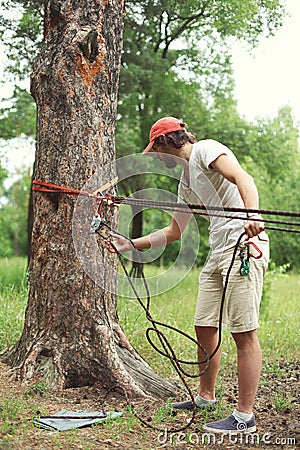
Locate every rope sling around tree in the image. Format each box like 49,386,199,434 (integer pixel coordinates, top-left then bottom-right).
32,179,300,433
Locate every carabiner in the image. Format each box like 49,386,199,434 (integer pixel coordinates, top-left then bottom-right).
245,241,263,259
90,214,102,233
239,246,250,276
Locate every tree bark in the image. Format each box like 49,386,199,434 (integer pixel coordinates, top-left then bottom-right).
129,207,144,277
1,0,177,399
13,230,19,257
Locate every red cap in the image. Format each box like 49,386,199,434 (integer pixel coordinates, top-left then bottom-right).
143,117,186,153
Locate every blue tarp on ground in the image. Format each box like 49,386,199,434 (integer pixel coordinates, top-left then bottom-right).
34,409,123,431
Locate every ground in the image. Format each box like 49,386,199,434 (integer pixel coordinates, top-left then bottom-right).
0,360,299,450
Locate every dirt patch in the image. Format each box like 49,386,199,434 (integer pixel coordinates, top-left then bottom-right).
0,361,299,449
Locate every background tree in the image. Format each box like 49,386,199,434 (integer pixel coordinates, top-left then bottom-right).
2,0,299,272
0,87,36,139
118,0,285,146
0,167,31,257
0,86,37,259
250,106,300,268
116,0,286,265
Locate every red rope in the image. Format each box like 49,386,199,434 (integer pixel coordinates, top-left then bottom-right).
32,180,300,223
32,180,104,199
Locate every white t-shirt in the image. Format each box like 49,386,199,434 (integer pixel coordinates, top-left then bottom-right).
178,139,247,253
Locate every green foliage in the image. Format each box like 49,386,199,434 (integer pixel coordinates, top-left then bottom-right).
1,0,298,269
0,167,32,257
273,393,293,411
119,0,285,136
0,256,28,289
0,85,35,259
252,106,300,182
0,87,36,139
152,400,174,423
252,107,300,268
258,272,300,362
0,397,25,421
24,381,49,398
0,1,44,79
117,0,286,158
1,257,298,372
0,164,9,197
260,260,290,317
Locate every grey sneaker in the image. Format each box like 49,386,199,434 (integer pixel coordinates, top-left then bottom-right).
172,398,218,411
203,414,256,433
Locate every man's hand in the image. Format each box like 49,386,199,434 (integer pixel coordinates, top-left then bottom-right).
244,214,265,238
110,232,134,253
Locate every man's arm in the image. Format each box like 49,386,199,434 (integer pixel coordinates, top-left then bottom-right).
112,210,192,252
210,154,265,238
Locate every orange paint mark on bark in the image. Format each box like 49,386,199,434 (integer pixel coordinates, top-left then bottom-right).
77,34,108,88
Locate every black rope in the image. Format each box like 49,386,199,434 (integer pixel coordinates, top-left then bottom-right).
94,213,300,433
91,192,300,433
31,184,300,432
96,221,251,433
32,179,300,219
113,195,300,219
101,195,300,233
96,223,206,432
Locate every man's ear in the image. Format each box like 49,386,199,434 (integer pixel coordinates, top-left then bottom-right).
162,135,168,147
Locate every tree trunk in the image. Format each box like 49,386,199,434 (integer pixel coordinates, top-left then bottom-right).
27,166,35,264
13,230,19,257
1,0,176,399
130,207,144,277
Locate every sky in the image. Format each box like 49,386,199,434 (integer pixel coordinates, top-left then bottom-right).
231,0,300,123
0,0,299,173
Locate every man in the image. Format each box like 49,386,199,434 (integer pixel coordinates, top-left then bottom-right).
113,117,269,433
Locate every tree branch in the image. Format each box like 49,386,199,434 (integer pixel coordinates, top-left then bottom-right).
153,6,208,57
162,10,208,58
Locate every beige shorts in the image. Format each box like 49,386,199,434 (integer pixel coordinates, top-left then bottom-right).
194,234,270,333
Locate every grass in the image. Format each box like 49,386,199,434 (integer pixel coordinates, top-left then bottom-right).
0,257,299,449
0,258,28,351
272,393,294,411
0,257,28,290
118,264,300,377
259,272,300,360
0,257,299,367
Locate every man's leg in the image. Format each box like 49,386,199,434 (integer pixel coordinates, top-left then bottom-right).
172,326,220,410
203,238,268,431
202,329,261,433
195,325,221,400
231,329,262,413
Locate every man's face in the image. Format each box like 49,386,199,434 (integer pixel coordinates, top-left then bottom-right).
153,146,177,168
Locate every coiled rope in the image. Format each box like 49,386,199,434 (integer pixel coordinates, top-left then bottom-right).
32,179,300,432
